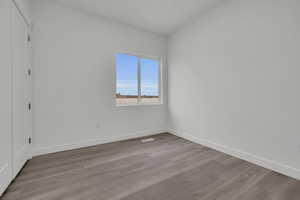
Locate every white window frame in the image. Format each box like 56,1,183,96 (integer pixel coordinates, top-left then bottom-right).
114,51,163,106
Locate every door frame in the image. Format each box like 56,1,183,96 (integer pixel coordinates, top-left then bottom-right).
10,0,33,179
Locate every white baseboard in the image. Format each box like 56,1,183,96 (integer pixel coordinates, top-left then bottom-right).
32,129,166,157
13,144,29,178
31,127,300,180
0,163,11,197
168,128,300,181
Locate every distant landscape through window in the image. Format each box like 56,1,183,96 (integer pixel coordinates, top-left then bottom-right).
116,53,160,105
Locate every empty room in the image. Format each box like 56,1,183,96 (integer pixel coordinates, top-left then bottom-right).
1,0,300,199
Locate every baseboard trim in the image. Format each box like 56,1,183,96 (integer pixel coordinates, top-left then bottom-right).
32,129,166,157
168,128,300,181
0,163,11,197
31,128,300,180
13,144,29,178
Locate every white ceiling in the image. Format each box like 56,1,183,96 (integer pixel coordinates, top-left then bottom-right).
53,0,223,35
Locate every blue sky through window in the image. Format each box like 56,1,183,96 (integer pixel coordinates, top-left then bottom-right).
141,58,159,96
116,53,159,96
116,53,138,96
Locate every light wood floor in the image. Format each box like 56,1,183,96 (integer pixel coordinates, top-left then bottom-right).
2,133,300,200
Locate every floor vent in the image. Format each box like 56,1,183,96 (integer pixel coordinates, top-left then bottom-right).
141,138,155,143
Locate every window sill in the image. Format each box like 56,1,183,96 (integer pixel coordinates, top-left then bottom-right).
116,102,163,107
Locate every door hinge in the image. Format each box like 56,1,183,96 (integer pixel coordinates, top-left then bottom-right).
28,102,31,111
28,137,32,144
27,35,31,42
28,69,31,76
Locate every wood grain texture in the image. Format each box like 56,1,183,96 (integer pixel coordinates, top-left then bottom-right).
1,133,300,200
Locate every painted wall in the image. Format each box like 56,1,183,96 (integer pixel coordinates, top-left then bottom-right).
0,0,12,195
30,0,167,155
168,0,300,178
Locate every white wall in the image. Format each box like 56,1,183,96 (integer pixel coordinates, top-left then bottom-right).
0,0,12,195
168,0,300,179
30,0,167,155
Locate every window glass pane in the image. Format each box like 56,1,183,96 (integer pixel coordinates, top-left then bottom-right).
116,53,138,105
140,58,160,103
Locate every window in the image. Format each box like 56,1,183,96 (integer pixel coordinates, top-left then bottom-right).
116,52,161,105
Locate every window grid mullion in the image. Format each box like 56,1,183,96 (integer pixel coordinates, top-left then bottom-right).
137,57,141,104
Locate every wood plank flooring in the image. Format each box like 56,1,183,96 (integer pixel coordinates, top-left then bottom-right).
2,133,300,200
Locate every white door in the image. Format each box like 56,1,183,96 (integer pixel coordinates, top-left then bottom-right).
0,0,13,196
11,3,32,178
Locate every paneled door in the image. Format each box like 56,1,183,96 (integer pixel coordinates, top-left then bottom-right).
11,2,32,178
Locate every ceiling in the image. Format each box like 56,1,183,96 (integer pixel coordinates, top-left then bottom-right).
53,0,223,35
